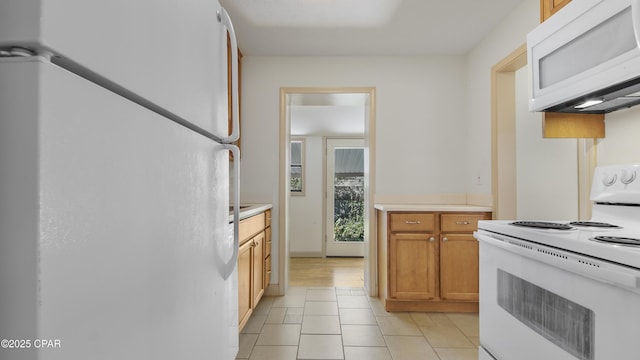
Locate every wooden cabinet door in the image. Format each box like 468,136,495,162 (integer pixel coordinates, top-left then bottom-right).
440,234,479,301
251,231,265,306
238,239,253,328
541,0,572,22
388,233,437,300
264,225,272,288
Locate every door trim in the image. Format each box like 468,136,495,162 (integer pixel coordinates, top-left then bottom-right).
491,44,594,220
278,87,376,296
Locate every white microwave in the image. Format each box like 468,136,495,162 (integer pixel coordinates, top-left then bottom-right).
528,0,640,114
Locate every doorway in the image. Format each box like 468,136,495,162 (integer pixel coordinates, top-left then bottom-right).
491,44,594,220
325,138,365,257
278,87,376,296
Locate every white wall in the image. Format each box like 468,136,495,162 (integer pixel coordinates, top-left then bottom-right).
240,55,468,284
515,67,578,220
598,107,640,165
289,136,323,256
240,0,593,285
465,0,539,195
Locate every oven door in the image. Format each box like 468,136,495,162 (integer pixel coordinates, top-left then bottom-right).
476,230,640,360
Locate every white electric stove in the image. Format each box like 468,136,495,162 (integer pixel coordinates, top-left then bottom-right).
475,163,640,360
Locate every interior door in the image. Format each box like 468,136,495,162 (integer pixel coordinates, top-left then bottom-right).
325,138,364,257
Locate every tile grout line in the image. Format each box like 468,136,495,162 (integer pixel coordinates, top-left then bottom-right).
240,286,478,360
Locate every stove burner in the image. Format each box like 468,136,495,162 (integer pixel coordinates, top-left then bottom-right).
591,236,640,245
510,221,573,230
569,221,621,229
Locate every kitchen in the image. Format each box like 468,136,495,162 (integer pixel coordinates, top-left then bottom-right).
235,0,640,293
232,0,640,358
3,0,640,359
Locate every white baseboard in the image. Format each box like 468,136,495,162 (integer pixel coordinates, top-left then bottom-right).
289,251,323,258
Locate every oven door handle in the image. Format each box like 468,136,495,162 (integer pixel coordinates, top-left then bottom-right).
476,231,640,292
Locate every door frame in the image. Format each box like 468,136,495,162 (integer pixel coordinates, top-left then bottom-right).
278,87,376,296
491,44,594,220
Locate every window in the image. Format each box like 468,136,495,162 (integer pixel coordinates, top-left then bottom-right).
290,139,305,195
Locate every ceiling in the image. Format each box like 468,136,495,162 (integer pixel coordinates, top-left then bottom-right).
221,0,526,135
219,0,526,56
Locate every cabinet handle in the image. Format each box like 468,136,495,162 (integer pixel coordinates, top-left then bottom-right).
405,220,421,225
443,237,448,242
429,237,435,242
455,221,470,225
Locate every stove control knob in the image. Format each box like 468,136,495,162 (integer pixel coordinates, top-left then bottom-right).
621,168,637,185
602,172,617,187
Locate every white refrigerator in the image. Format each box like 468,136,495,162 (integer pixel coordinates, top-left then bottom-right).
0,1,241,359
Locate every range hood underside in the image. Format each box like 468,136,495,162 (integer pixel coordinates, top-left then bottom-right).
544,77,640,114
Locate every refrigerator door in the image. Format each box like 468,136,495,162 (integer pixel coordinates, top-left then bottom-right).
0,0,235,139
0,57,238,360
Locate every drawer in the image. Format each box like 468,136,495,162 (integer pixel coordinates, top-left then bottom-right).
441,213,491,232
389,213,435,232
265,254,271,272
265,209,272,228
264,254,271,287
239,212,265,244
265,230,271,257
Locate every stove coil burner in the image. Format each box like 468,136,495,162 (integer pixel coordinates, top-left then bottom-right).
591,236,640,246
510,221,573,230
569,221,621,229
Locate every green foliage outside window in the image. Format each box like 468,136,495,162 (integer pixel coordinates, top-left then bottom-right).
334,176,364,241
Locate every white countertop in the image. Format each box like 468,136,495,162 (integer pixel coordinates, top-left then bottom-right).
374,204,492,212
229,203,273,222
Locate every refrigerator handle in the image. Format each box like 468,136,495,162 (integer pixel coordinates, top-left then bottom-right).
221,144,240,280
218,8,239,144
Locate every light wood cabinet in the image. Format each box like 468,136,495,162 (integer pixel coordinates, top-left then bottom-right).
383,211,491,312
264,210,272,287
540,0,572,22
237,210,271,331
439,213,489,302
440,234,479,301
238,238,253,328
251,231,265,306
389,232,437,300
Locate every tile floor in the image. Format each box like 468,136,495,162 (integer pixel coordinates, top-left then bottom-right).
237,286,479,360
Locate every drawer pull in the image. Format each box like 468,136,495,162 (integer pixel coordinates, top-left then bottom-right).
455,221,470,225
429,237,435,242
405,220,421,225
443,237,448,242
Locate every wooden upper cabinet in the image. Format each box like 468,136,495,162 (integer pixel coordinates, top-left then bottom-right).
538,0,606,138
541,0,572,22
227,34,242,156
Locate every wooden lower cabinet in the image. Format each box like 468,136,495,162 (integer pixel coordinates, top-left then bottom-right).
238,239,253,328
388,233,436,300
440,234,479,301
237,210,271,331
384,211,491,312
251,231,265,306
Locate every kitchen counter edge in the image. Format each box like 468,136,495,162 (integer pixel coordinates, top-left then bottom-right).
230,204,273,222
374,204,492,212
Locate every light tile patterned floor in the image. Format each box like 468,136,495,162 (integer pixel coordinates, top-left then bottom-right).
237,287,479,360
